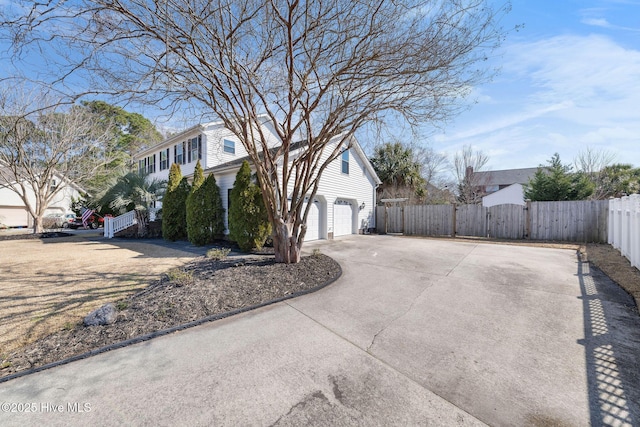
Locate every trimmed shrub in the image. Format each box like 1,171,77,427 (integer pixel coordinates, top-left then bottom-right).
162,164,191,241
228,160,271,251
186,161,225,246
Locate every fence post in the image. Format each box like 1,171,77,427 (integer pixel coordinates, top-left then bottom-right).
451,203,457,237
384,205,388,235
524,200,529,239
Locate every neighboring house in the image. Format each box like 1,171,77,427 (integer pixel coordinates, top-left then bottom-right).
468,167,539,207
0,169,83,227
134,118,381,240
482,183,526,207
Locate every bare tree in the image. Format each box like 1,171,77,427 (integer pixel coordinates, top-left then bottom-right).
453,144,490,204
574,146,618,200
0,88,114,233
3,0,509,262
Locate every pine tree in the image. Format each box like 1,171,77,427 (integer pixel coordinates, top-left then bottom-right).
162,163,190,241
228,161,271,251
186,161,225,246
525,153,594,201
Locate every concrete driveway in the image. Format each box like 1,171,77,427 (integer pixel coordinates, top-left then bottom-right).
1,235,639,426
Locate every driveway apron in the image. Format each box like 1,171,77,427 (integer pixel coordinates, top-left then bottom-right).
1,235,639,426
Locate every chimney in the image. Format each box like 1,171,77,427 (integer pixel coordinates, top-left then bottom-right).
465,166,474,179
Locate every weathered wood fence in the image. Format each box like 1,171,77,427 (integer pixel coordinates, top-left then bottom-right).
377,200,609,243
609,195,640,269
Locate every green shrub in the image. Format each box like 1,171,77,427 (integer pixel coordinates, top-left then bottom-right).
206,247,231,260
186,161,225,246
166,268,194,286
228,160,271,251
162,164,191,241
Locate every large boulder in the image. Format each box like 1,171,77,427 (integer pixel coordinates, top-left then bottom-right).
84,303,117,326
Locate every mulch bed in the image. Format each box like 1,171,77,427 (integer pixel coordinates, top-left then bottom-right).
1,252,341,380
0,231,73,241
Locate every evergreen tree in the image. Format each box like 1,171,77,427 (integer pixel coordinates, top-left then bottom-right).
525,153,594,201
162,163,190,241
228,161,272,251
186,161,225,245
186,160,206,245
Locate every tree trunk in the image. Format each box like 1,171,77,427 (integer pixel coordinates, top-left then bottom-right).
136,210,148,238
33,215,44,234
272,219,302,264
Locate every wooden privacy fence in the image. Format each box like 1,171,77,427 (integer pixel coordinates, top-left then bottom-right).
608,195,640,269
377,200,609,243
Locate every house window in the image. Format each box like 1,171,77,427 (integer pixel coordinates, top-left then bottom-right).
341,149,349,175
174,142,185,165
159,148,170,171
223,139,235,154
187,135,202,163
138,155,156,174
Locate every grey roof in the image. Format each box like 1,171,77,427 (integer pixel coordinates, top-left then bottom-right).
473,167,540,186
205,140,307,174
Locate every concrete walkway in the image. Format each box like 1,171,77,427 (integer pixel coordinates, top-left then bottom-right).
1,235,639,426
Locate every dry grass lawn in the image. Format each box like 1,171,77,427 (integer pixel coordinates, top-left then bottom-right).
0,234,202,356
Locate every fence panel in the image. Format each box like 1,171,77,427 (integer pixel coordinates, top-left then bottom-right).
530,200,608,242
608,195,640,269
456,204,486,237
376,205,404,234
377,200,610,244
487,204,526,239
404,205,454,236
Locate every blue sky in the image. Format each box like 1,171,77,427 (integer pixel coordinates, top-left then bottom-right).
431,0,640,171
1,0,638,173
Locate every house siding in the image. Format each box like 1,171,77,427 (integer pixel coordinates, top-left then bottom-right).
284,137,377,237
136,122,379,239
140,120,281,184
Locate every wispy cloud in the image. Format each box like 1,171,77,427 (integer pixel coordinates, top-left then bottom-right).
582,17,640,32
434,33,640,169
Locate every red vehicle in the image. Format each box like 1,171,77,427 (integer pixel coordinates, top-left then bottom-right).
68,213,111,229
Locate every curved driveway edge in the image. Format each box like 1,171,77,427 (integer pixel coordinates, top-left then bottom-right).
0,260,342,385
1,235,639,426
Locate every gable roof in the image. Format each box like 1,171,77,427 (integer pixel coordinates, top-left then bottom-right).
204,134,381,185
473,167,539,186
134,114,276,158
205,140,307,174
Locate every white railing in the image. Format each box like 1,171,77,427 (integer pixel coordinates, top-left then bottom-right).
608,194,640,269
104,210,137,238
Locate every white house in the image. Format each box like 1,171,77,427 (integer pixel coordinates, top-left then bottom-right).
134,118,381,240
470,167,539,207
0,168,83,228
482,183,525,208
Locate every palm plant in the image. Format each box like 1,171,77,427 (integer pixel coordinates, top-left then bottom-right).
99,171,166,237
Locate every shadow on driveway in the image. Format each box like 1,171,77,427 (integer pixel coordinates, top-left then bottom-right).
577,256,640,425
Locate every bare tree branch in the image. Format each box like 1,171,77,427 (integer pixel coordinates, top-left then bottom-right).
2,0,510,260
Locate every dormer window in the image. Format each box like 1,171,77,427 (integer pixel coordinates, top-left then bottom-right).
223,139,235,154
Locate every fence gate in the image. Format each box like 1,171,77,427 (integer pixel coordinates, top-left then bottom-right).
487,204,526,239
455,204,486,237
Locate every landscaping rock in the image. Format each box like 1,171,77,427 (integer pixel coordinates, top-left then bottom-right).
84,303,117,326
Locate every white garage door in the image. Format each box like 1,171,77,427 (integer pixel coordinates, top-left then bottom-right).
333,202,354,237
0,207,29,227
304,201,320,241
